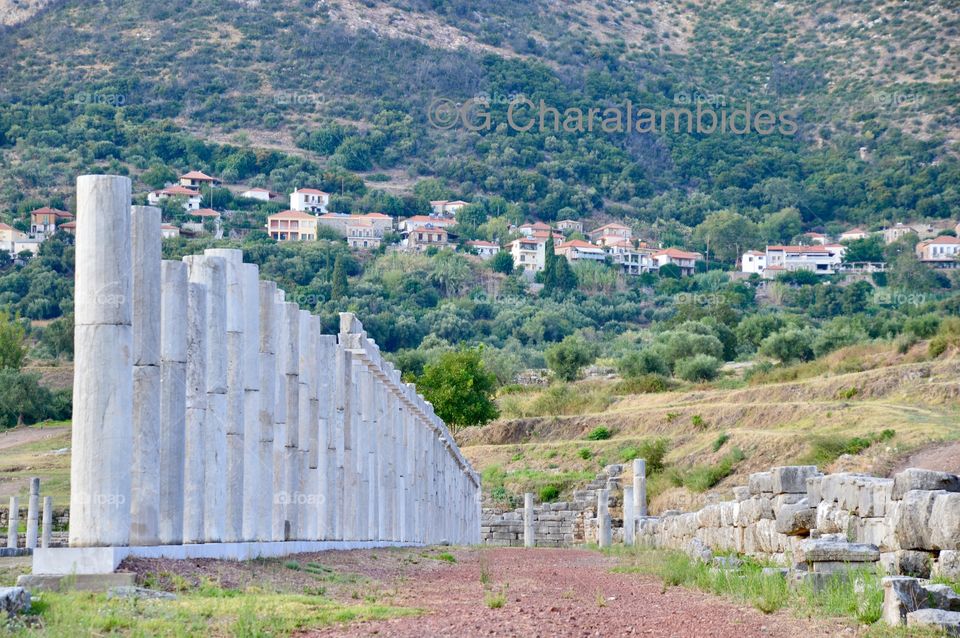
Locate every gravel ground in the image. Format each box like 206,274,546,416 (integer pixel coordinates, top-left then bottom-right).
302,547,851,638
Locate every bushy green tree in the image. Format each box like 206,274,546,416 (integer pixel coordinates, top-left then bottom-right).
544,335,594,381
331,254,349,301
418,348,499,431
0,312,27,371
490,250,514,275
618,349,669,378
759,328,816,363
675,354,722,382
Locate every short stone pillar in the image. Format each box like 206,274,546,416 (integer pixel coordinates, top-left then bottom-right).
623,485,635,546
597,489,611,548
633,458,647,517
7,496,18,548
71,174,133,548
41,497,52,549
25,477,40,549
523,492,535,547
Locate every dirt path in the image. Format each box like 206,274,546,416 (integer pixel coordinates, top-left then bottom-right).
305,548,847,638
0,424,68,451
891,440,960,475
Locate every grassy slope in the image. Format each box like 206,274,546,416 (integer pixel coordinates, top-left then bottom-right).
460,345,960,511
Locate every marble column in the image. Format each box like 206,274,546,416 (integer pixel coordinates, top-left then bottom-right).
240,263,261,542
205,249,245,543
25,477,40,549
158,261,187,545
182,281,207,544
41,497,52,549
633,459,647,518
623,485,635,546
256,281,278,542
184,253,227,543
271,292,287,541
524,492,535,548
598,489,611,548
7,497,18,548
71,174,133,547
282,302,300,540
130,205,162,546
317,335,337,540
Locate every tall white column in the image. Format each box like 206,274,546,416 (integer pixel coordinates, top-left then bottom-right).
25,477,40,549
282,302,300,540
184,254,226,543
182,281,207,544
337,336,356,540
71,174,133,547
7,497,18,548
304,316,322,541
256,281,277,542
524,492,535,548
317,335,337,540
41,496,52,549
623,485,635,546
205,249,245,543
633,459,647,518
158,261,187,545
240,263,261,542
130,205,162,546
598,489,611,548
271,293,287,541
296,310,312,540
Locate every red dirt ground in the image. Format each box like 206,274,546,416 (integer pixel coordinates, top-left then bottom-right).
303,547,850,638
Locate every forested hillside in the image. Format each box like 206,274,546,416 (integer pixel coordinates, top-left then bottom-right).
1,0,958,228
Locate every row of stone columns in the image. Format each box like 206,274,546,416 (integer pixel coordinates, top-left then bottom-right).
6,479,53,549
69,175,481,549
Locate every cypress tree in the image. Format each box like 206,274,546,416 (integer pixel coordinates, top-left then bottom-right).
331,254,348,301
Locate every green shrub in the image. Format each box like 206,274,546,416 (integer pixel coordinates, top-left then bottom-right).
614,373,668,394
618,349,669,378
578,447,592,460
538,484,561,502
675,355,722,382
712,433,730,452
691,414,706,430
585,426,612,440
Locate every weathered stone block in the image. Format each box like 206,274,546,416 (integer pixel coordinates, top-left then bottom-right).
775,499,816,536
883,576,925,626
935,550,960,581
772,466,821,495
0,587,30,617
892,469,960,500
798,539,879,564
880,550,933,578
748,472,773,495
806,475,823,507
906,609,960,635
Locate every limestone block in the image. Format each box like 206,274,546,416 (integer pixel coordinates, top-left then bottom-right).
883,576,926,626
926,584,960,612
772,493,805,511
816,500,850,535
895,490,943,550
935,550,960,581
748,472,773,495
855,516,897,552
696,504,721,528
798,539,879,564
0,587,30,617
906,609,960,635
772,466,821,495
880,550,933,578
732,486,750,502
892,469,960,500
774,499,816,536
718,501,736,528
930,492,960,550
856,478,893,518
806,475,823,507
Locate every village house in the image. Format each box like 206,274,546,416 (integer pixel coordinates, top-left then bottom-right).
518,221,552,237
178,170,221,189
509,235,548,273
652,248,702,277
839,227,871,242
555,219,584,234
555,239,607,264
318,212,394,239
915,235,960,268
148,185,203,211
239,187,279,202
59,221,76,235
0,222,29,254
405,226,449,252
803,232,827,245
400,215,456,233
430,200,469,217
740,250,766,275
763,245,843,277
346,219,383,250
466,240,500,259
161,224,181,239
266,210,319,242
589,223,631,244
181,209,222,235
30,206,74,236
290,188,330,214
604,239,652,276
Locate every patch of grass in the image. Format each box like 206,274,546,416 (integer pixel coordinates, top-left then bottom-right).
691,415,706,430
712,432,730,452
802,430,896,466
538,484,561,502
484,586,508,609
435,553,457,563
585,426,612,441
618,437,669,473
578,447,592,460
668,447,745,492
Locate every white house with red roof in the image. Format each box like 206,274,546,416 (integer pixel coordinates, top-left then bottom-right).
518,221,552,237
466,240,500,259
652,248,702,276
916,235,960,268
763,245,842,276
399,215,456,233
556,219,584,234
604,238,652,275
0,222,29,253
509,235,549,273
839,227,871,242
555,239,606,263
290,188,330,214
161,224,180,239
148,185,203,211
29,206,74,236
588,222,632,243
240,187,279,202
741,250,766,275
803,232,827,245
179,170,221,189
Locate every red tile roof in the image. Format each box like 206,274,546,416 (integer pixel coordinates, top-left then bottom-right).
159,185,201,197
655,248,701,259
180,170,216,181
30,207,73,218
294,188,329,195
269,210,318,220
191,208,221,218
